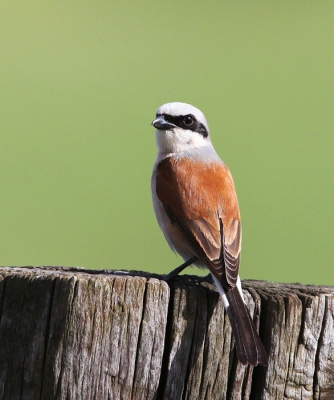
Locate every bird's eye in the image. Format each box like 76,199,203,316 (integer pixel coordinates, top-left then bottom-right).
183,115,194,126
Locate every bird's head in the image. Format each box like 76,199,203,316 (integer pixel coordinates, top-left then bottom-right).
152,102,212,154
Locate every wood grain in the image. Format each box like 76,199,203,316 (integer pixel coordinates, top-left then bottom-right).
0,267,333,400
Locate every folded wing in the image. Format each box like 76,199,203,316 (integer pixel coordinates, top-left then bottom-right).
156,156,241,290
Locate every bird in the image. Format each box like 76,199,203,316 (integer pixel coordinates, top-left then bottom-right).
151,102,268,366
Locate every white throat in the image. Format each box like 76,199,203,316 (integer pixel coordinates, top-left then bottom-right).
156,127,211,155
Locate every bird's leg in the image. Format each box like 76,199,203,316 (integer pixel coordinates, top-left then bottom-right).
165,256,198,280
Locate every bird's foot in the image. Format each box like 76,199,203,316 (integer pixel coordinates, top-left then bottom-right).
164,256,198,281
195,273,214,284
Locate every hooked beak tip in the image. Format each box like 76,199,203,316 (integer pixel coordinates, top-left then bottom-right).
152,116,175,130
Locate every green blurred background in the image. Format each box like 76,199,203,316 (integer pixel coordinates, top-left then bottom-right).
0,1,333,285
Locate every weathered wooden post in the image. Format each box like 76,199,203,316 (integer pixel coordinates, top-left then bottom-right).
0,267,333,399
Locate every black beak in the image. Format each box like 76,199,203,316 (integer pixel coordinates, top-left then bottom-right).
151,115,175,130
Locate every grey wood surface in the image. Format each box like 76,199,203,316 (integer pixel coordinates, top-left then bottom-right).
0,267,333,400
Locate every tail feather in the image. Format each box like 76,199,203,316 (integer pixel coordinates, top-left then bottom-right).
226,286,268,366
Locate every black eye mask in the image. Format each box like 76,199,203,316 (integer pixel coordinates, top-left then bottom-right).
158,113,208,137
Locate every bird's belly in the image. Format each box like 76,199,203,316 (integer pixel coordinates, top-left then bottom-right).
151,177,194,263
153,195,193,258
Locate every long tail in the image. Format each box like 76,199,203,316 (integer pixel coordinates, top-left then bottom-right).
211,274,268,366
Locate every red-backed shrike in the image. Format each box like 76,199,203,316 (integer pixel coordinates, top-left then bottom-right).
151,102,267,366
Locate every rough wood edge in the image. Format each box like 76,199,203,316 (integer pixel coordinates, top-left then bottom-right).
0,267,333,400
